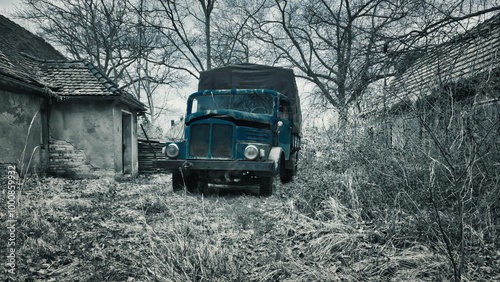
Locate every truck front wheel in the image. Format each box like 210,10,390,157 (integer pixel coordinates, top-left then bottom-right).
259,176,274,196
172,171,199,192
172,171,183,192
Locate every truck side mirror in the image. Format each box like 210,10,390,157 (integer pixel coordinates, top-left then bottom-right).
277,121,283,128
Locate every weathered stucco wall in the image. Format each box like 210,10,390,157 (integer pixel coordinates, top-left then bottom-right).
0,88,48,173
49,99,116,177
49,99,139,178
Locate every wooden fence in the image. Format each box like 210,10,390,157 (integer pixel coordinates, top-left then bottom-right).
138,139,165,174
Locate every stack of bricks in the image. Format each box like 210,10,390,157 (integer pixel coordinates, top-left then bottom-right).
48,139,92,177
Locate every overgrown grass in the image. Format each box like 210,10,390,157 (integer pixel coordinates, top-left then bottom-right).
2,105,499,280
0,171,454,281
0,171,440,281
286,103,500,281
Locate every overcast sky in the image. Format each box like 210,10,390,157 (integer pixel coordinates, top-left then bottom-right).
1,0,19,13
1,0,39,33
1,0,32,27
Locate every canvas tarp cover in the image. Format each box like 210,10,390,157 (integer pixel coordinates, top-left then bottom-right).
198,63,302,134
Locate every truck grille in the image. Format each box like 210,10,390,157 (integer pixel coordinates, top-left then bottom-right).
211,124,233,157
189,124,210,157
246,128,271,143
189,123,233,158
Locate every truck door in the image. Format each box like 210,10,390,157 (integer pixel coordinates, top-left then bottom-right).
278,98,291,159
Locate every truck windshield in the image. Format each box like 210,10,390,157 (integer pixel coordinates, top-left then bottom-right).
192,93,274,115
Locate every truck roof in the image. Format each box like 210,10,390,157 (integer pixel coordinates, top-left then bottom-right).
198,63,302,134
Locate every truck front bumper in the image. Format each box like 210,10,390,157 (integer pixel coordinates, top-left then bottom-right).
153,159,274,175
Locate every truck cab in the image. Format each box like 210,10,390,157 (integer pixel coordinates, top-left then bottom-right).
155,64,301,196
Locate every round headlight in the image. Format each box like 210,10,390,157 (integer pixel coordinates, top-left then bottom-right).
166,143,180,159
244,145,259,160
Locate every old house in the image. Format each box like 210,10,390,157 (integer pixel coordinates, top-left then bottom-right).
371,14,500,148
0,15,146,178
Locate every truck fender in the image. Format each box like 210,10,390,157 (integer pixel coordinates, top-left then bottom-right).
268,147,283,176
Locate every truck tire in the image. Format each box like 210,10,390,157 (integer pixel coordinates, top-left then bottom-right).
259,176,274,196
279,155,292,183
185,173,199,193
281,168,293,183
172,171,183,192
268,147,284,176
172,171,199,193
197,179,208,194
281,152,298,183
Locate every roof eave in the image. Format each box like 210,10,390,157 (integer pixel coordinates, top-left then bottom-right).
0,74,59,98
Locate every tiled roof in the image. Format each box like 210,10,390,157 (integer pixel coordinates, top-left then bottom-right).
0,14,65,90
382,14,500,111
40,60,146,110
0,15,145,111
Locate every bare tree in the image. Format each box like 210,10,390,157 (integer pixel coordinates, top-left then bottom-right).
199,0,216,69
210,0,267,66
141,0,265,78
248,0,406,124
249,0,500,125
18,0,181,126
19,0,500,127
20,0,136,81
139,0,213,78
127,0,182,125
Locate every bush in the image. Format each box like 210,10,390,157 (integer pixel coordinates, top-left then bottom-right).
287,93,500,280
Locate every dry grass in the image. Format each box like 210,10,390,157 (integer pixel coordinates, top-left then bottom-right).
2,115,499,280
282,122,500,281
2,169,479,281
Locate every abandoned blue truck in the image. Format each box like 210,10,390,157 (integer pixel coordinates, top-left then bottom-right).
154,63,302,196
